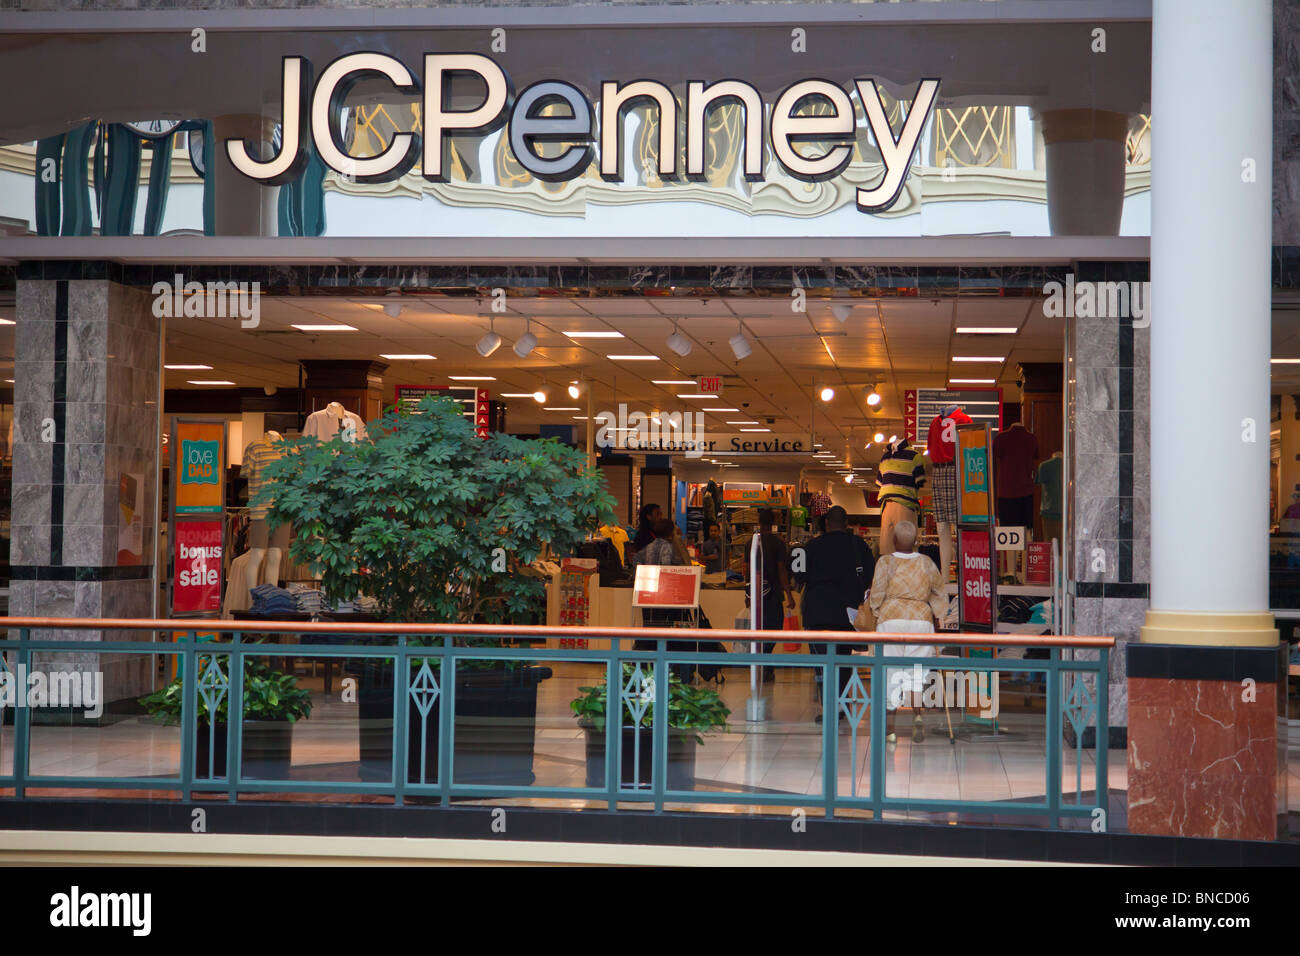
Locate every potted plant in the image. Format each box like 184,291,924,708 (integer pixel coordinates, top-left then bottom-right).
571,664,730,792
140,656,313,780
255,394,615,785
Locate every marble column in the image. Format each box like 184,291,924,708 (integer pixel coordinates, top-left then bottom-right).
10,270,160,718
1067,260,1151,750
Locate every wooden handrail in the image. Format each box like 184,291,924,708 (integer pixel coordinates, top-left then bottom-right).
0,616,1116,648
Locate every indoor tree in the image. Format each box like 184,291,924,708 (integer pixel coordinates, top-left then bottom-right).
254,394,616,624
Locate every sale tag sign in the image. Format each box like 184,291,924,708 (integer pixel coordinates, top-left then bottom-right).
632,565,702,608
173,520,223,614
958,530,992,628
1026,541,1052,585
174,421,225,514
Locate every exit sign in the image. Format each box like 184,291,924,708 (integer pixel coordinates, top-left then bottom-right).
698,376,722,395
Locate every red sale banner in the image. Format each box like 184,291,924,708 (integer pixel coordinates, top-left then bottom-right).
173,520,223,614
959,530,992,627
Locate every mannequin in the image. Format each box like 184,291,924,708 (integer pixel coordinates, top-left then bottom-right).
243,429,289,586
1036,450,1064,545
303,401,366,442
876,437,925,557
926,403,971,581
993,415,1040,528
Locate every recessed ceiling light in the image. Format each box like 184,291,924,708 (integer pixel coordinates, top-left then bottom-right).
381,354,435,360
187,380,236,386
564,330,624,338
727,420,760,425
4,379,12,383
449,375,496,381
543,406,580,411
955,327,1018,334
949,378,996,384
819,386,835,402
677,394,719,400
873,432,885,443
1271,358,1300,364
500,393,537,398
707,407,739,412
652,380,695,385
293,324,357,332
607,354,659,361
740,427,771,432
572,416,589,420
0,318,14,326
165,364,213,370
952,356,1005,363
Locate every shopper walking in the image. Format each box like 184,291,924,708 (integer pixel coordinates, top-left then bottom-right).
868,519,947,743
797,506,875,720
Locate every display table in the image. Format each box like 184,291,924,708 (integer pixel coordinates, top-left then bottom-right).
545,572,748,647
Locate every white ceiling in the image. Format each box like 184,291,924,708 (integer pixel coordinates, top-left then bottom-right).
158,292,1057,467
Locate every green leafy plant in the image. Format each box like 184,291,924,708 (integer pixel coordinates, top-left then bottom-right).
571,664,731,743
253,394,616,625
139,656,313,725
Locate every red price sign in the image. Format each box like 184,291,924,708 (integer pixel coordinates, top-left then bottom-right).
173,520,223,614
632,565,701,608
958,530,992,627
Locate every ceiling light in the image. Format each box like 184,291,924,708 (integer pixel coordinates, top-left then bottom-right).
607,354,659,361
727,420,760,425
477,316,503,357
449,375,495,381
382,291,403,318
1271,358,1300,364
563,330,623,338
381,354,435,360
888,434,897,443
844,473,854,484
543,406,580,411
188,380,236,386
165,364,212,370
677,394,719,400
293,324,357,331
956,327,1018,334
952,356,1005,363
950,378,996,384
651,379,694,385
831,303,853,323
740,427,771,432
568,380,582,399
865,386,882,407
819,386,835,402
533,388,547,404
0,318,14,326
514,323,538,359
730,322,752,361
667,322,692,357
500,393,537,398
707,407,739,412
873,432,885,443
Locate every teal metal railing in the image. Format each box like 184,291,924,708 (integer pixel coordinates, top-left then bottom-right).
0,618,1112,829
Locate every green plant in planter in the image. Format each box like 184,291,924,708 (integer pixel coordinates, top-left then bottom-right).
139,656,313,725
571,664,731,743
252,394,616,628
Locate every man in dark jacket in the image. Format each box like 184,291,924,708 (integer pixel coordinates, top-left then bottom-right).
795,506,875,720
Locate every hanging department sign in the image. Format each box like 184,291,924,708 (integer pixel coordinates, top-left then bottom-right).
226,54,940,215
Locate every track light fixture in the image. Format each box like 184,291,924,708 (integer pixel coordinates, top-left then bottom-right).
382,291,403,318
819,385,835,402
514,318,538,358
729,320,752,361
831,303,853,324
476,316,502,357
667,320,692,357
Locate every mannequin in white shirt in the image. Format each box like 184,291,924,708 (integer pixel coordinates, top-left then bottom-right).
245,429,288,588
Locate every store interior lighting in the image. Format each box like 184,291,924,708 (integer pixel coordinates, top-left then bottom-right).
514,319,538,358
831,303,853,323
866,385,882,407
568,380,582,399
729,321,752,361
666,321,691,357
819,385,834,402
382,291,403,317
873,432,885,443
476,317,502,357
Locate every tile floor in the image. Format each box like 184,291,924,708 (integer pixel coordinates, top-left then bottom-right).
3,661,1297,833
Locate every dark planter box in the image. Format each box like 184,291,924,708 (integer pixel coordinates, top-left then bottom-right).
193,719,293,780
582,725,699,792
357,661,552,785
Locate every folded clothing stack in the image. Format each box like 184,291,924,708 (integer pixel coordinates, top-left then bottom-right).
334,595,379,615
287,583,326,615
249,583,299,616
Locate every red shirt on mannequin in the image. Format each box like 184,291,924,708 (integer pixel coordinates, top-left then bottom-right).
926,406,972,464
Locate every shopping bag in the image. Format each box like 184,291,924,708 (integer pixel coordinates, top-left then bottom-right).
782,611,801,651
852,598,877,632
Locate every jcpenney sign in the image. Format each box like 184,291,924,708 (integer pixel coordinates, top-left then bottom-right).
227,54,941,213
